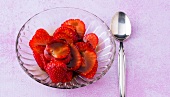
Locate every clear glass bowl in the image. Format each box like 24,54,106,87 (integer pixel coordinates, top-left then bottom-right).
16,7,116,89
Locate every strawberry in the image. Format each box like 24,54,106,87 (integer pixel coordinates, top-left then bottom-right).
33,52,48,70
58,54,72,64
32,45,46,54
53,33,74,44
61,25,76,32
62,71,73,82
29,28,52,54
83,33,99,49
75,42,94,52
44,49,52,61
51,54,72,64
77,50,97,75
67,44,82,70
80,60,98,79
53,26,78,42
46,60,67,83
62,19,85,40
45,40,70,59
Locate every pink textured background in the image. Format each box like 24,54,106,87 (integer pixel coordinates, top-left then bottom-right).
0,0,170,97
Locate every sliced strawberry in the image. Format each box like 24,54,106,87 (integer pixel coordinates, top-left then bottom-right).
61,25,76,32
53,26,78,42
58,54,72,64
53,33,74,44
83,33,99,49
44,49,52,61
67,44,82,71
46,60,67,83
75,42,94,52
29,28,52,53
51,54,72,64
40,54,49,70
33,52,48,70
45,40,70,59
32,45,46,54
77,50,97,75
80,60,98,79
62,71,73,82
62,19,85,40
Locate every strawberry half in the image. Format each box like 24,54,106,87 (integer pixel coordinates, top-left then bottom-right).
51,54,72,64
77,50,97,75
29,28,52,54
80,60,98,79
75,42,94,52
62,70,73,82
62,19,85,40
53,33,74,44
58,54,72,64
33,52,48,70
46,60,67,83
32,45,46,54
83,33,99,49
61,25,76,32
67,44,82,71
53,26,78,42
45,40,70,59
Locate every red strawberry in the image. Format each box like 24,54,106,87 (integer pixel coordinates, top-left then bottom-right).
33,52,48,70
80,60,98,79
53,33,74,44
75,42,94,52
29,28,52,53
32,45,46,54
58,54,72,64
67,44,82,70
45,40,70,59
62,71,73,82
46,60,67,83
62,19,85,40
44,49,52,61
61,25,76,32
83,33,99,49
77,50,97,75
53,26,78,42
51,54,72,64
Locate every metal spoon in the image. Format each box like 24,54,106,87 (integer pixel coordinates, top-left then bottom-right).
111,12,131,97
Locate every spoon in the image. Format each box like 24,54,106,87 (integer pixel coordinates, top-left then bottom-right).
111,12,131,97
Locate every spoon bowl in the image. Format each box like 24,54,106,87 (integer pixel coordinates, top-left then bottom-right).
111,12,131,42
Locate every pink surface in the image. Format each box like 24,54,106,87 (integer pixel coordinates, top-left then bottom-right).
0,0,170,97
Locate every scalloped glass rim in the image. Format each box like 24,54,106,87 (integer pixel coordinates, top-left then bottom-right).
16,7,116,89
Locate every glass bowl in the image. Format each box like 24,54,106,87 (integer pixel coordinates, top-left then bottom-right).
16,7,116,89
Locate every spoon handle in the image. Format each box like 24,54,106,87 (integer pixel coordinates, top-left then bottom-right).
118,42,126,97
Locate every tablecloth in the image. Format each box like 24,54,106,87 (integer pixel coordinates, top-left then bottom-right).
0,0,170,97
